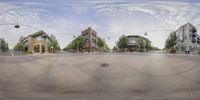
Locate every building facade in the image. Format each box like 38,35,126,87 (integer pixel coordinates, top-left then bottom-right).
176,22,200,54
127,35,140,52
24,30,49,53
81,27,98,52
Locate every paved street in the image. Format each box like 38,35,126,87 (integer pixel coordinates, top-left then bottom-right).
0,53,200,100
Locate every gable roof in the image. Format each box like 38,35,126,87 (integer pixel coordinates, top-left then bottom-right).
26,30,49,39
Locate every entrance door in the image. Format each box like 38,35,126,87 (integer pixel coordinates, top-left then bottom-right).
34,45,40,53
42,45,45,53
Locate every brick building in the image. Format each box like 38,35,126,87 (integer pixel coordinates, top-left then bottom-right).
24,30,49,53
81,27,98,52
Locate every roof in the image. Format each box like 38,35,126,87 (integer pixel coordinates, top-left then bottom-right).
127,35,141,38
127,35,151,42
185,22,195,27
177,22,196,31
25,30,49,39
81,27,97,35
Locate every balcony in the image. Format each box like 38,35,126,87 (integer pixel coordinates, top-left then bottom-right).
191,33,196,37
192,38,196,43
192,29,197,33
196,37,200,44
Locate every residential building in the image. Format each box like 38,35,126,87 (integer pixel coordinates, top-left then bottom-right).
24,30,49,53
127,35,140,52
176,22,200,54
81,27,98,52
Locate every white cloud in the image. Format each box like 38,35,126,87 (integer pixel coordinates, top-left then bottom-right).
83,1,200,48
0,2,77,49
1,0,200,49
108,22,124,34
0,2,19,12
90,1,200,29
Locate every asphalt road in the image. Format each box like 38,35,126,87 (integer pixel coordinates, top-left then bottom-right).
0,53,200,100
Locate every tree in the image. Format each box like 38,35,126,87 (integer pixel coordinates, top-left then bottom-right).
116,35,155,52
117,35,128,51
63,35,84,52
137,37,146,52
198,48,200,54
0,38,9,52
97,37,109,51
48,35,61,53
14,36,26,52
137,37,154,52
164,31,178,53
97,37,104,48
112,46,118,51
150,46,160,50
145,39,152,51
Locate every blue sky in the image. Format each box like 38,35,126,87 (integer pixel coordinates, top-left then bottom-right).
1,0,200,49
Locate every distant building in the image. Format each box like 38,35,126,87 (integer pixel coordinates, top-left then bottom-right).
127,35,140,52
81,27,98,52
176,22,200,54
24,30,49,53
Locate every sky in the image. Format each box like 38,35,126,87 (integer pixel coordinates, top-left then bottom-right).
1,0,200,49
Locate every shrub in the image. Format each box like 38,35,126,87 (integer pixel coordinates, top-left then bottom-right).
26,50,33,54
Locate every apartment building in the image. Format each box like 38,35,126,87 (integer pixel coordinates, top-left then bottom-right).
176,22,200,54
81,27,98,52
24,30,49,53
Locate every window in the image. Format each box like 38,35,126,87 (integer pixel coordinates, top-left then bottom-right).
36,36,45,41
34,45,40,53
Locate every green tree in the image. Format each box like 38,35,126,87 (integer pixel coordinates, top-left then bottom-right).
14,36,26,52
63,35,84,52
145,39,152,51
48,35,61,53
112,46,118,51
97,38,104,48
117,35,128,52
116,35,154,52
138,37,153,52
150,46,160,50
103,43,110,51
97,37,109,51
137,37,146,52
164,31,178,53
0,38,9,52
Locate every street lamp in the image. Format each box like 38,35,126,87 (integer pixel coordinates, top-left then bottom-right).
0,23,42,55
144,32,148,36
14,25,20,28
0,23,41,34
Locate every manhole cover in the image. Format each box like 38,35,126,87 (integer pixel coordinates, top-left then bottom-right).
101,63,109,67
